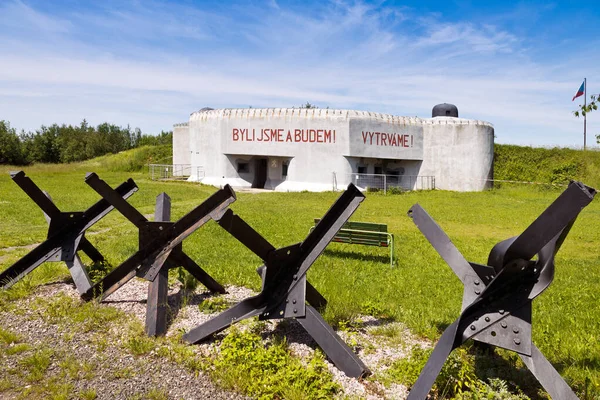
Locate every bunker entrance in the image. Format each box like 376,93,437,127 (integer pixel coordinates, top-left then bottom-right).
252,158,268,188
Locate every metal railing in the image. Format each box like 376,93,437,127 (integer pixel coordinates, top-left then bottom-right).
149,164,204,181
333,173,435,194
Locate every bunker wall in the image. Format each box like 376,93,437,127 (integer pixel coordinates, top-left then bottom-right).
420,118,494,191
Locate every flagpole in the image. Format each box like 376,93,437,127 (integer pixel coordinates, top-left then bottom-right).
584,77,587,150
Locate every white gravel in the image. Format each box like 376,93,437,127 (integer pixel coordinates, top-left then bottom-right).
0,282,248,400
1,279,428,399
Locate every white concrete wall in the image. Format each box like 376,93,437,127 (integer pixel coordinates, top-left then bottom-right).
172,123,190,167
420,117,494,191
178,108,494,192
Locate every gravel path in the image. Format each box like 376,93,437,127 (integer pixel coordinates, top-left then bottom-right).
0,279,429,399
0,283,248,400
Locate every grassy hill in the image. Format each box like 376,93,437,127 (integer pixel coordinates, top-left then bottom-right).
494,144,600,188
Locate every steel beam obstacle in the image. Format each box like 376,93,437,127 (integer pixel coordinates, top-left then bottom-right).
406,181,596,400
0,171,138,294
142,191,228,336
80,173,234,334
182,183,371,378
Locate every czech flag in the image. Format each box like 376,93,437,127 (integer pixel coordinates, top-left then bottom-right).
572,81,585,101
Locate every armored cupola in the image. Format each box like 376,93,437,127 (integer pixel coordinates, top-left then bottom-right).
432,103,459,118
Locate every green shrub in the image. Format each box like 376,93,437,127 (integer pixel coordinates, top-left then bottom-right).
455,378,530,400
383,346,478,397
210,327,339,399
550,161,581,184
176,267,199,292
386,186,405,195
198,297,230,313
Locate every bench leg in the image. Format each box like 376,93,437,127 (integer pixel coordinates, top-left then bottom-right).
389,233,395,267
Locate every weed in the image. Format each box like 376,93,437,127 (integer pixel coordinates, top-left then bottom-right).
87,260,112,282
210,326,339,399
155,338,206,372
59,355,96,381
79,388,98,400
455,378,530,400
198,296,230,313
89,333,109,352
369,323,407,348
0,378,13,392
6,343,31,355
19,348,53,382
35,292,124,333
144,388,169,400
361,300,393,319
126,335,156,356
0,327,21,345
18,376,72,400
176,267,199,291
386,186,405,195
111,366,136,380
122,319,157,356
0,277,36,308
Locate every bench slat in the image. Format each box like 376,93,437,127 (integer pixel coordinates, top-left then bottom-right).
314,219,388,233
311,218,395,266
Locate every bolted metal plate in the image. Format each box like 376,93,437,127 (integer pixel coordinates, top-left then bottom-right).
47,212,84,238
461,274,483,312
472,310,532,355
137,221,183,280
139,221,173,248
260,275,307,320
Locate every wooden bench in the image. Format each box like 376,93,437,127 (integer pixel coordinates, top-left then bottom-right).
311,219,395,266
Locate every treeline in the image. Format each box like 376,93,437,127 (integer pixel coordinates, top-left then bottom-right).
0,120,172,165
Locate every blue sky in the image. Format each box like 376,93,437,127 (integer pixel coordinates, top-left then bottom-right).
1,0,599,147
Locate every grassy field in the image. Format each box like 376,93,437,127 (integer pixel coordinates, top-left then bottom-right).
1,158,599,398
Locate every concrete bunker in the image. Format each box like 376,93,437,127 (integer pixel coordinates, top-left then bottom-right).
173,105,494,192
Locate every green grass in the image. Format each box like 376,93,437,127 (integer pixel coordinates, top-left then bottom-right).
1,149,600,397
495,143,600,187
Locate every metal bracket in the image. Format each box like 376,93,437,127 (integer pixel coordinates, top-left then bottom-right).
0,171,137,295
80,173,234,308
182,183,370,378
406,181,596,400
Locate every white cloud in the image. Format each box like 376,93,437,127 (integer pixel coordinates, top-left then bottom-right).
0,0,599,147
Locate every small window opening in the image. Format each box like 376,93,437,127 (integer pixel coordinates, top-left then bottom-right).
238,162,249,173
282,163,289,177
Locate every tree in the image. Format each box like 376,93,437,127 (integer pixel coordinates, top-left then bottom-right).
0,121,26,165
300,102,318,109
573,94,598,118
572,94,598,147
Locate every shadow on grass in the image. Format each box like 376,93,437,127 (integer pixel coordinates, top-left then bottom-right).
434,321,452,333
467,343,547,399
266,318,319,349
355,316,396,328
322,248,391,265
